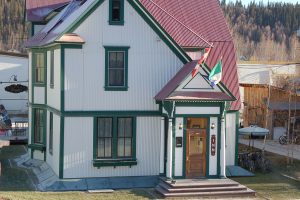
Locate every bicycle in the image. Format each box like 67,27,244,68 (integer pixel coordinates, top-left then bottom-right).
279,134,299,145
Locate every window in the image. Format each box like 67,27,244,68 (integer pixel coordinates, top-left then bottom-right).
49,112,53,155
104,46,130,91
93,117,137,167
33,108,45,144
109,0,124,25
97,118,113,158
50,50,54,88
117,118,132,157
33,52,46,84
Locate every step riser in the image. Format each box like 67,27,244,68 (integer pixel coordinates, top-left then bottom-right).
162,192,256,198
162,182,240,188
162,187,248,193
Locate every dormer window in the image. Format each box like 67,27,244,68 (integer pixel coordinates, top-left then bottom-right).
109,0,124,25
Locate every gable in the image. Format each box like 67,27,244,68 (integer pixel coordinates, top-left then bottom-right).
155,61,235,102
176,68,222,92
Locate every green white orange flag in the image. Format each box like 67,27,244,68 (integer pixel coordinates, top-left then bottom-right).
191,47,211,77
209,59,222,87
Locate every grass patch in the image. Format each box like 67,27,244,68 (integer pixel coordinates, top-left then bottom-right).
233,145,300,200
0,189,159,200
0,145,161,200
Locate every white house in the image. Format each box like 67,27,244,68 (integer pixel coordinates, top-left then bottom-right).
0,51,28,116
25,0,241,186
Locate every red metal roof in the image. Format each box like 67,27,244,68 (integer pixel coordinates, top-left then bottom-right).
141,0,241,110
26,0,71,10
26,0,71,22
139,0,232,47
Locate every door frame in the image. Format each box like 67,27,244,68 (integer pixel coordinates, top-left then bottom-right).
182,117,210,178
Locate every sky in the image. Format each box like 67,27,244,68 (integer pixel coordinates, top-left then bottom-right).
235,0,299,5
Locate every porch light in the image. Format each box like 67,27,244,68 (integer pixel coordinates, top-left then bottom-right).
179,123,183,130
211,122,215,129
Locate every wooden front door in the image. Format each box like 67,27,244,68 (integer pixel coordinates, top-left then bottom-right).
186,118,207,178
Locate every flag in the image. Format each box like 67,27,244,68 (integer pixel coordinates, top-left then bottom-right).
209,59,222,87
191,47,211,77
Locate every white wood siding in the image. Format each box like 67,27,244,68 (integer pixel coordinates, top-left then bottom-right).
64,0,183,111
63,116,161,178
46,112,60,176
209,117,218,175
33,150,44,160
225,113,236,166
33,87,45,104
176,107,220,115
174,118,183,177
64,49,84,111
47,49,61,110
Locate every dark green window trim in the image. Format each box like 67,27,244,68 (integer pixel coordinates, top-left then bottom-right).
49,112,54,155
50,50,54,88
32,50,47,86
33,108,46,144
28,143,46,152
93,116,137,167
30,108,46,152
104,46,130,91
109,0,124,25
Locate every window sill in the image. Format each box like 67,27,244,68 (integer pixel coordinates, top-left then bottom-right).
28,143,46,152
33,83,46,87
93,158,137,167
109,20,124,26
104,86,128,91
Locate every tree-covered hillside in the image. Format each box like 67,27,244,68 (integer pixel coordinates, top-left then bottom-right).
0,0,28,53
221,0,300,62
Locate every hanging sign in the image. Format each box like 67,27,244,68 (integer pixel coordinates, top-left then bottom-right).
211,135,216,156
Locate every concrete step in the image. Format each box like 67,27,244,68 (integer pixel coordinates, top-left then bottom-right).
159,181,248,193
156,185,256,198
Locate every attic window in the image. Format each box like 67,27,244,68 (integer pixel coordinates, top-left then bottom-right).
109,0,124,25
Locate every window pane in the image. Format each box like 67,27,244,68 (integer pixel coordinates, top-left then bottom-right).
98,139,105,158
116,52,124,67
124,118,132,137
118,118,125,137
109,52,124,69
105,138,112,157
112,0,120,21
34,109,44,144
118,138,124,157
104,118,112,137
125,138,132,157
109,69,124,86
98,118,112,137
109,52,117,67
